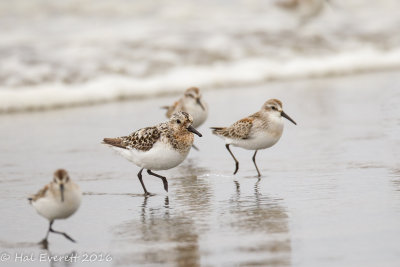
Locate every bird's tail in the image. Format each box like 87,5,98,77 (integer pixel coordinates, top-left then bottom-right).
102,138,127,149
210,127,225,135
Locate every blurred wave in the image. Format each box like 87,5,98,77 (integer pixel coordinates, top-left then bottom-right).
0,0,399,112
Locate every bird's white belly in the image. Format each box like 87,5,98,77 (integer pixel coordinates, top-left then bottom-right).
185,105,208,128
32,190,82,221
228,131,282,150
113,142,188,171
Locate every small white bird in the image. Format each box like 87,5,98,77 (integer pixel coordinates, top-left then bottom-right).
103,111,202,195
163,87,208,129
211,99,296,177
29,169,82,246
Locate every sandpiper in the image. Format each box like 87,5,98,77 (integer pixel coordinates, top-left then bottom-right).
103,111,202,195
162,87,208,129
29,169,82,246
211,99,296,177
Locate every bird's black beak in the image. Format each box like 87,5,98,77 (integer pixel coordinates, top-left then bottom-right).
60,184,65,202
187,125,202,137
196,98,206,111
281,111,297,125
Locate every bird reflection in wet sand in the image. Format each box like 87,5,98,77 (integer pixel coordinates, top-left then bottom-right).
113,196,200,267
227,179,291,266
390,168,400,192
175,160,213,220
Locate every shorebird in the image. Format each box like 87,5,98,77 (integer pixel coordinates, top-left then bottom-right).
211,99,296,177
29,169,82,246
103,111,202,195
162,87,208,129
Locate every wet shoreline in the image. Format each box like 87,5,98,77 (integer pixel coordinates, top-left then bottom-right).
0,71,400,266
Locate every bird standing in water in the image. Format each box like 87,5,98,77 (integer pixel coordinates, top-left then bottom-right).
211,99,296,177
29,169,82,247
103,111,202,195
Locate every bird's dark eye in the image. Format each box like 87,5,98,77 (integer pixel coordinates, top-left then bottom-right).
271,106,277,110
177,119,181,124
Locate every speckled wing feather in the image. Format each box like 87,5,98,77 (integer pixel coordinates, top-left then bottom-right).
212,118,254,140
103,126,161,152
28,185,49,203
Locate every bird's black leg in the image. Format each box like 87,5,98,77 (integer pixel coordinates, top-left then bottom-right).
38,220,53,249
226,144,239,175
147,170,168,192
45,220,52,240
137,168,150,196
49,221,76,243
252,150,261,177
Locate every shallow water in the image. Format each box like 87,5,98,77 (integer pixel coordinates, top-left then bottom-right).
0,71,400,266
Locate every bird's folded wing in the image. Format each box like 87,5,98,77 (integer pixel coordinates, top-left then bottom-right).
228,118,254,139
103,126,161,152
213,118,253,140
28,185,49,203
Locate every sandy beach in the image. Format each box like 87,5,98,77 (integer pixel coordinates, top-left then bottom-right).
0,70,399,266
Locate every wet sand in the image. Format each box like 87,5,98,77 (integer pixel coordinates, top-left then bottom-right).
0,71,400,266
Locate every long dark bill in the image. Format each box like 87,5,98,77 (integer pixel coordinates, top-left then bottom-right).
187,125,202,137
60,184,65,202
196,98,206,111
281,111,297,125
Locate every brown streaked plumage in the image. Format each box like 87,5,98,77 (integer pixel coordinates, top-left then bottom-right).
28,185,49,203
187,86,200,94
212,117,254,140
53,169,69,182
103,126,161,151
29,169,71,203
269,98,282,108
211,99,296,177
